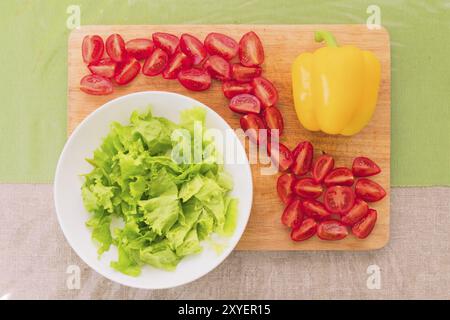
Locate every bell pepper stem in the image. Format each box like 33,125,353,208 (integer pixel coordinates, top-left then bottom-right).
315,30,338,47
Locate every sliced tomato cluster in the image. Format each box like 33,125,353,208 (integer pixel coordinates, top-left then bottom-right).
201,33,283,147
276,142,386,242
79,30,279,106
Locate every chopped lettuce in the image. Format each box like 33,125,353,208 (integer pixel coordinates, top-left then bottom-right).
81,107,237,276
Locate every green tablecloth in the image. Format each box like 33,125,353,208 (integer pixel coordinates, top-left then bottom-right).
0,0,449,185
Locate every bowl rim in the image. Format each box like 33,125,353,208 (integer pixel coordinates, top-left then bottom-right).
54,90,253,289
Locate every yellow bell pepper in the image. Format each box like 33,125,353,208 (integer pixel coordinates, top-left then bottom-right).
292,30,381,136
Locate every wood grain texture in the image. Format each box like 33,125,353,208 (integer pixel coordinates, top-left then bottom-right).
68,25,390,251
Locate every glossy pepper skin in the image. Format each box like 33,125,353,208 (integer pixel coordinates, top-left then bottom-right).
292,31,381,136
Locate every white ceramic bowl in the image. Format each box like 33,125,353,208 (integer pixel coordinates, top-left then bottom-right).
54,91,253,289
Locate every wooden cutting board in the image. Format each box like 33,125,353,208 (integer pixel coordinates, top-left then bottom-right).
68,25,390,251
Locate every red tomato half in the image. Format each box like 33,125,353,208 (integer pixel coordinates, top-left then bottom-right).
268,142,293,172
312,154,334,183
291,218,317,242
80,75,113,95
239,31,264,67
232,64,262,83
106,34,127,63
323,185,355,214
341,198,369,226
240,113,267,144
352,208,377,239
301,199,331,220
281,199,303,228
252,77,278,108
292,178,323,199
162,51,193,79
204,33,238,60
352,157,381,177
177,68,211,91
82,35,104,64
222,81,253,99
229,94,261,114
180,33,207,65
324,167,355,187
142,48,169,76
317,220,349,241
114,58,141,85
88,59,117,78
277,173,296,204
125,38,155,60
263,106,284,136
152,32,179,56
291,141,313,176
204,55,231,81
355,178,386,202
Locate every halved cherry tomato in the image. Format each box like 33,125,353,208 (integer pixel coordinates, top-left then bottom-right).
180,33,207,65
262,106,284,136
105,34,127,63
114,58,141,85
232,64,262,83
204,55,231,81
222,81,253,99
88,59,117,78
292,178,323,199
82,35,104,64
204,33,238,60
142,48,169,76
355,178,386,202
162,51,193,79
324,167,355,187
240,113,267,144
352,208,377,239
291,141,313,176
177,68,211,91
267,142,293,172
80,75,113,95
317,220,349,241
341,198,369,226
352,157,381,177
239,31,264,67
277,173,296,204
152,32,179,56
281,199,303,228
301,199,331,220
312,154,334,183
229,94,261,114
323,185,355,214
125,38,155,60
252,77,278,108
291,218,317,242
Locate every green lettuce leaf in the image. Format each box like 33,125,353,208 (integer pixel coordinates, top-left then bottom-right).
166,198,203,249
140,195,180,236
139,240,180,271
81,107,238,276
176,228,202,257
196,210,214,241
85,212,112,255
179,175,204,202
221,198,239,237
111,244,141,277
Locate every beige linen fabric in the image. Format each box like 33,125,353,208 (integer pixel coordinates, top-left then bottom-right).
0,184,449,299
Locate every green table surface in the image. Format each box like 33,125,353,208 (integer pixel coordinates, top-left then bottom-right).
0,0,449,185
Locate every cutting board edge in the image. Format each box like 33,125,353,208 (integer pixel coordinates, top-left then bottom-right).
67,24,391,251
